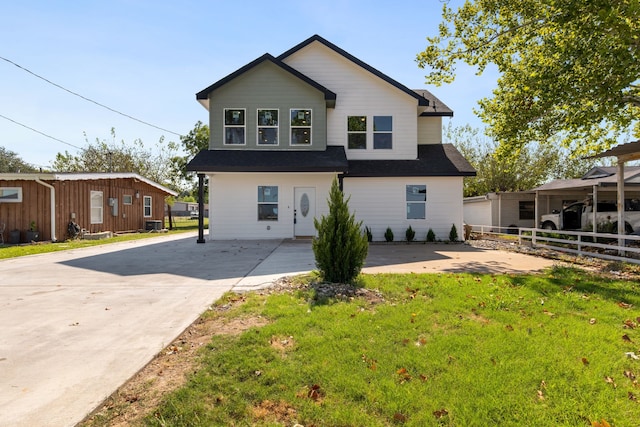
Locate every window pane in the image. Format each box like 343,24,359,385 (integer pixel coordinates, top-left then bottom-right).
406,185,426,201
291,109,311,126
258,128,278,144
90,191,103,224
258,109,278,126
258,204,278,221
373,116,392,131
519,201,535,220
407,203,426,219
225,127,245,144
291,128,311,145
348,116,366,132
258,186,278,203
225,109,245,125
123,195,132,205
374,133,392,149
348,133,366,149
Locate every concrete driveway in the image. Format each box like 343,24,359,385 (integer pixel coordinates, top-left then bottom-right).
0,234,555,426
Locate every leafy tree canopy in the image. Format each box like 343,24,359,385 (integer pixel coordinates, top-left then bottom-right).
0,146,38,173
446,123,598,197
170,121,209,199
52,128,179,189
417,0,640,156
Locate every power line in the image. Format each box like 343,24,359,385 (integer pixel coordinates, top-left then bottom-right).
0,113,84,151
0,56,183,137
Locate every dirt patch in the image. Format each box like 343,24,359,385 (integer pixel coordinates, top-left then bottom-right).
80,297,268,427
252,399,298,425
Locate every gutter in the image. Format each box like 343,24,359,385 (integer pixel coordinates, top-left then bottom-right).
35,178,56,242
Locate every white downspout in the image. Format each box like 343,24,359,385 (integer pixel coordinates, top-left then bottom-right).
35,178,56,242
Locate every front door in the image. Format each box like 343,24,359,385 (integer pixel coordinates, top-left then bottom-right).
294,187,316,237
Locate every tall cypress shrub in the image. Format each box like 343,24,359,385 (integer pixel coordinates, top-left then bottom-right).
313,177,368,284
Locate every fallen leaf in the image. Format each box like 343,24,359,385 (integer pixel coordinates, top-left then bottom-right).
543,309,555,317
505,325,514,331
623,319,636,329
433,408,449,419
624,370,636,380
419,374,428,382
628,391,637,401
589,318,597,325
625,352,640,360
582,357,590,366
307,384,322,401
591,419,611,427
618,302,633,309
537,390,545,400
604,376,617,388
622,334,633,343
393,412,407,422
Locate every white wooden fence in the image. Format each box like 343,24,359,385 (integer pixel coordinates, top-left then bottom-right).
467,224,640,265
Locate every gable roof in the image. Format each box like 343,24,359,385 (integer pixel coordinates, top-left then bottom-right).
532,166,640,192
196,53,336,110
186,146,348,173
346,144,475,177
278,35,430,107
413,89,454,117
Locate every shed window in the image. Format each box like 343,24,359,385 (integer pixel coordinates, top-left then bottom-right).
0,187,22,203
90,191,103,224
123,194,133,205
143,196,152,217
519,201,535,220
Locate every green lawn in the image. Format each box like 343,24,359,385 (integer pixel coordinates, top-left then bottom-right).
142,267,639,426
0,217,207,260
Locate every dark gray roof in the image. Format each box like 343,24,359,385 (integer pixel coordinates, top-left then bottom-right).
413,89,454,117
196,53,336,106
278,35,430,107
346,144,476,177
186,146,348,173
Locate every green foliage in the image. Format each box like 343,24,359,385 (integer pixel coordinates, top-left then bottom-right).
52,128,179,189
170,121,210,199
0,146,38,173
405,225,415,242
417,1,640,156
426,228,436,242
449,224,458,242
312,177,368,284
384,227,394,242
365,226,373,242
146,270,640,426
445,123,599,197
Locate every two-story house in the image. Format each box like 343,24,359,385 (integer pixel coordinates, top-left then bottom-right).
187,35,475,241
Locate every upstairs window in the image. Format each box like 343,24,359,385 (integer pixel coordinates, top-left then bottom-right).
347,116,367,149
290,109,311,145
258,186,278,221
224,109,245,145
406,185,426,219
373,116,392,149
257,109,279,145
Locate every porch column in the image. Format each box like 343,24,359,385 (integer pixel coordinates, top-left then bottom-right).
197,173,205,244
617,161,625,251
592,184,597,233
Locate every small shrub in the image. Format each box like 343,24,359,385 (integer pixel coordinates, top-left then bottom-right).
384,227,394,242
405,225,415,242
426,228,436,242
449,224,458,242
365,226,373,242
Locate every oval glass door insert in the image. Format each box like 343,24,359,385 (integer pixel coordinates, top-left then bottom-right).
300,193,310,217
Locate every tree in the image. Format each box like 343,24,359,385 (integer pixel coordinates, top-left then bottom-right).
0,146,38,173
417,0,640,156
446,123,597,197
312,177,368,284
52,128,178,188
170,121,210,199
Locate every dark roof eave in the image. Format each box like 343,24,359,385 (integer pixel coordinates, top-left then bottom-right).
420,111,454,117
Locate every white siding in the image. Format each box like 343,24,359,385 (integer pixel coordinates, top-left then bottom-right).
208,172,335,240
283,42,419,160
344,176,464,241
418,116,442,144
463,198,492,227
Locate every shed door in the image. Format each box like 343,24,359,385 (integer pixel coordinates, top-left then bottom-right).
294,187,315,237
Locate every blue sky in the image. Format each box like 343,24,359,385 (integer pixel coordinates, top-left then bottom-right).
1,0,497,168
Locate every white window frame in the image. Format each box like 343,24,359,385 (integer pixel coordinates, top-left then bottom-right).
373,115,393,149
347,116,367,150
143,195,152,218
257,186,278,221
90,190,104,224
290,108,312,146
257,108,279,145
406,184,426,220
0,187,23,203
223,108,246,145
123,194,133,205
